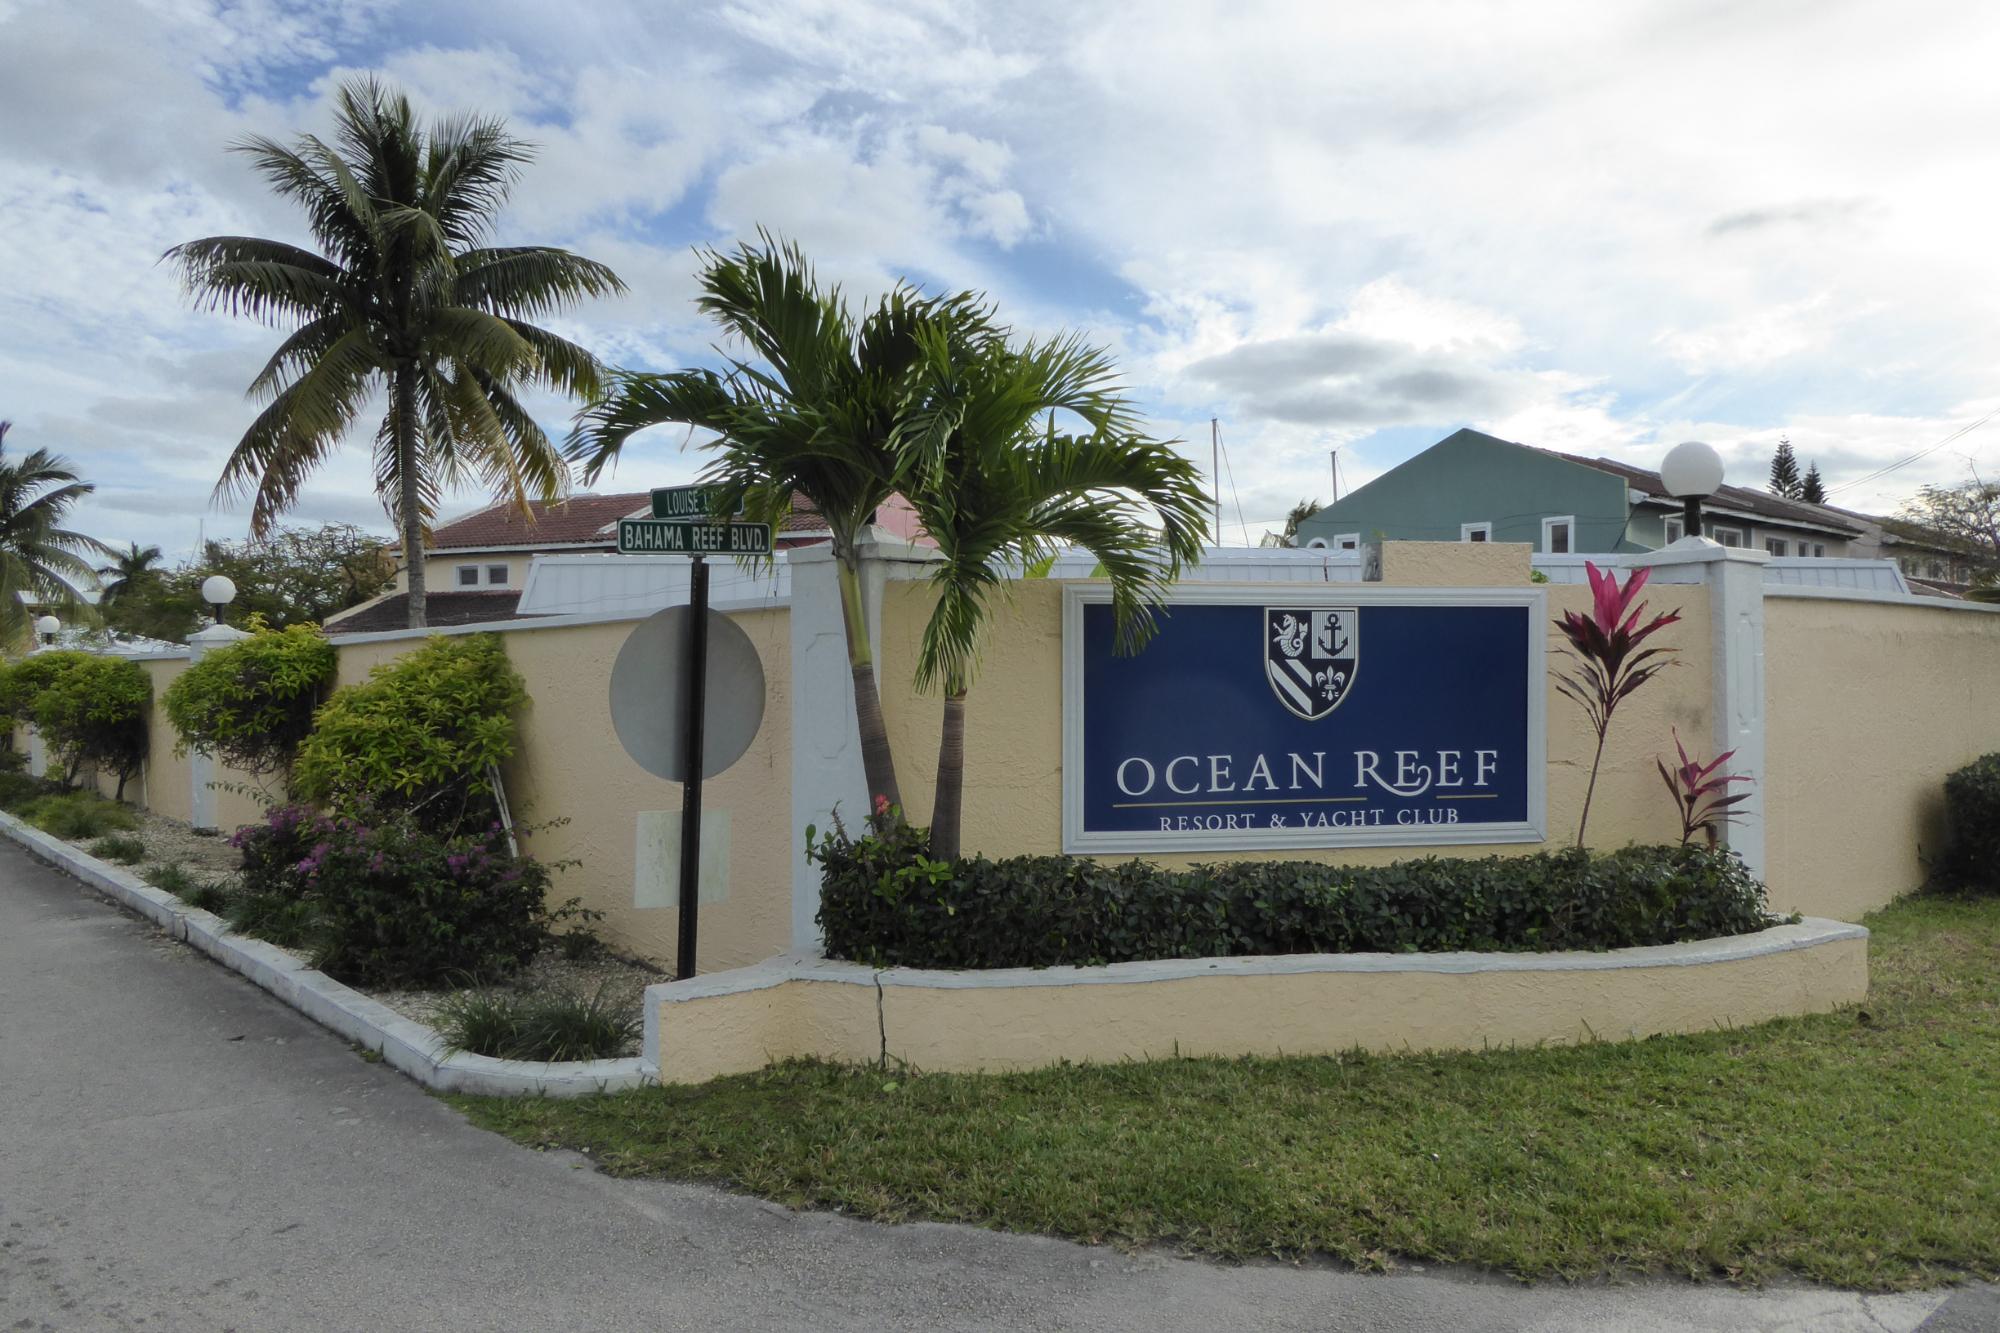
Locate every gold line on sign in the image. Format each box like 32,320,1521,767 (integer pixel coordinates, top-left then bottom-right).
1434,793,1498,800
1112,796,1368,809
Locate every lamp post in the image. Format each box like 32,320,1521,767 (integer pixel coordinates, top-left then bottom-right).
201,575,238,627
1660,440,1725,541
33,615,59,648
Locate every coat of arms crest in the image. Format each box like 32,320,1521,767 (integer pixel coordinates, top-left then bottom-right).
1266,608,1359,720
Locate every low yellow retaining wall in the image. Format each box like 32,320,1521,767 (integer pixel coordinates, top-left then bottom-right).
647,918,1869,1084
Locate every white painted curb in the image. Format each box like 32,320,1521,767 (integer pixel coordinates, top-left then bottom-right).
0,809,657,1098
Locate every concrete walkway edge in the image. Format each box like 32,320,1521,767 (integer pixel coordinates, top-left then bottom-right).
0,809,657,1097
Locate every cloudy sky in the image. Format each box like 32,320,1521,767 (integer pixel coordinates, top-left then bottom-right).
4,0,1998,559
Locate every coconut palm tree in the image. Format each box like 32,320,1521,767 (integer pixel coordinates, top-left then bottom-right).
165,76,625,628
570,235,977,810
895,320,1208,857
0,421,109,644
96,543,165,607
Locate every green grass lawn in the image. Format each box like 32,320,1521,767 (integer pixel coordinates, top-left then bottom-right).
451,893,2000,1290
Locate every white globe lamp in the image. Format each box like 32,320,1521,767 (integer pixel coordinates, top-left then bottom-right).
201,574,238,625
33,614,59,647
1660,441,1725,542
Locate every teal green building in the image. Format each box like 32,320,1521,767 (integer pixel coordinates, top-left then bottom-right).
1293,428,1861,557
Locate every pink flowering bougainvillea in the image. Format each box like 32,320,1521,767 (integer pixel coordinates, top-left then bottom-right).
1553,561,1682,846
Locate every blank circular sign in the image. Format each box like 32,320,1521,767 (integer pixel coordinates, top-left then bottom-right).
608,607,767,781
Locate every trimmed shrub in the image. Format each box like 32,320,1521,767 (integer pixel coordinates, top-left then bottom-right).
163,621,336,776
229,805,555,986
0,651,88,725
32,655,150,797
811,817,1778,969
291,634,525,835
1938,753,2000,891
22,790,139,840
436,987,639,1061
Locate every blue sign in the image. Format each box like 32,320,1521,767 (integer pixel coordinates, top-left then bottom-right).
1062,587,1546,852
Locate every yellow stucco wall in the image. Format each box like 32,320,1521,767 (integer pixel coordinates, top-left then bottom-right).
1764,596,2000,917
1379,539,1533,586
875,566,1709,867
653,925,1867,1082
137,659,193,824
334,611,795,973
392,553,533,593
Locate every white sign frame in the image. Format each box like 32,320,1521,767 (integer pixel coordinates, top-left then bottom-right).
1061,584,1549,854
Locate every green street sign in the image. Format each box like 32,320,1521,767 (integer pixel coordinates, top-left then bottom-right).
618,518,772,556
651,485,742,520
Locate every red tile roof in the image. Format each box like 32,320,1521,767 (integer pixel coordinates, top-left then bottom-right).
428,494,650,550
427,492,831,551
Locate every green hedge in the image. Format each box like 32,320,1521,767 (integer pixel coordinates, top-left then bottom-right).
1939,752,2000,891
2,653,151,796
163,621,335,776
811,821,1778,969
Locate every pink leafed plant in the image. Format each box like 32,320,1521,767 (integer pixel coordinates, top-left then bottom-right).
1656,729,1753,846
1553,561,1682,846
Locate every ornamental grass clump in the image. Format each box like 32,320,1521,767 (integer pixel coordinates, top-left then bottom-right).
1553,562,1680,846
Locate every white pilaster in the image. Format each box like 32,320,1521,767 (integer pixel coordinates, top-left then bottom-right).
787,532,939,954
1631,538,1768,877
186,622,253,831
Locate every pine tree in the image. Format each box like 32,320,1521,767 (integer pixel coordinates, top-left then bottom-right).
1768,436,1803,499
1800,462,1826,505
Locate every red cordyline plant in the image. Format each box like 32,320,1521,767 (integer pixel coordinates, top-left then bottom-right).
1656,729,1752,846
1553,562,1681,847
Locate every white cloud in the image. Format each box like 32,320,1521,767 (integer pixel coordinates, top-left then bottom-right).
7,0,2000,565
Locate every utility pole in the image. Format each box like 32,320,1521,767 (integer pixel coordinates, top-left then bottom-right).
1210,418,1223,544
1330,449,1340,503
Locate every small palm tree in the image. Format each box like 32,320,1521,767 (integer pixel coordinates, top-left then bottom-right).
898,317,1208,857
97,543,165,607
166,76,624,628
571,235,976,810
0,421,109,644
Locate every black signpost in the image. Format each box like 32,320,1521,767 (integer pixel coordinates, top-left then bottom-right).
613,484,772,981
675,554,710,980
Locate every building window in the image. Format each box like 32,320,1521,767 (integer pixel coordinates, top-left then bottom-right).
456,565,480,587
1929,560,1946,579
1663,516,1684,544
487,564,509,585
1541,516,1574,554
1461,522,1492,543
1809,543,1826,558
1335,533,1361,551
1304,538,1329,550
1765,538,1789,557
1708,525,1745,548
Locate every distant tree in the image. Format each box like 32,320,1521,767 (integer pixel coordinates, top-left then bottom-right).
1768,436,1803,499
1799,462,1826,506
103,524,396,642
1899,479,2000,573
1278,499,1324,547
96,543,165,608
165,76,624,629
0,421,109,645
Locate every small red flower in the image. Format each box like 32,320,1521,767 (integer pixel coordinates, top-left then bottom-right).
872,794,891,818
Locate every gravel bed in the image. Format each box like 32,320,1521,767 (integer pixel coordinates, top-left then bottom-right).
51,805,662,1049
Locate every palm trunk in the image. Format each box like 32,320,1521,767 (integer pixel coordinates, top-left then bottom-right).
835,554,900,812
394,364,427,629
931,683,967,859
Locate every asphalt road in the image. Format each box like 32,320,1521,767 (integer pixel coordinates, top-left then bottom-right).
1,837,1990,1332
